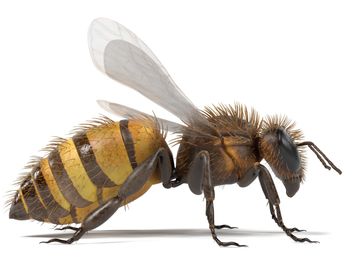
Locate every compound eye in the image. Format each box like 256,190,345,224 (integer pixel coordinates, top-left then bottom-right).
277,128,300,172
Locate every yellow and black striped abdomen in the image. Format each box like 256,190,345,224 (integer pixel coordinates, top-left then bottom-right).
9,118,167,224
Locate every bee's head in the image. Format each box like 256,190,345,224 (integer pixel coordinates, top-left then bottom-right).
259,116,306,197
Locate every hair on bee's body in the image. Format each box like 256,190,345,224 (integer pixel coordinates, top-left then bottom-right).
8,17,341,246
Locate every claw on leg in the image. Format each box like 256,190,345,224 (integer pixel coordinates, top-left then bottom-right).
40,238,73,244
55,226,79,231
214,224,238,230
279,220,317,243
273,205,318,243
282,228,319,243
40,228,85,245
288,227,306,233
210,229,247,247
217,240,247,248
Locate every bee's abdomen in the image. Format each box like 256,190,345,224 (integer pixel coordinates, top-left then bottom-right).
9,119,165,224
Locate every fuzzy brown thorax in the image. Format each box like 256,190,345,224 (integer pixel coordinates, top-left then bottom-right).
176,104,262,185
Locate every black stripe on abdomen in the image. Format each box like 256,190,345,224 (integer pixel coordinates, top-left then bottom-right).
20,176,48,222
32,168,69,221
119,120,137,169
47,150,91,208
72,133,116,188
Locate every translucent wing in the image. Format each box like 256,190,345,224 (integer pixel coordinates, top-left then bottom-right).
97,100,218,139
88,17,207,125
97,100,186,133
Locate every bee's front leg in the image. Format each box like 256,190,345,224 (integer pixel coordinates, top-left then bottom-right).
258,164,318,243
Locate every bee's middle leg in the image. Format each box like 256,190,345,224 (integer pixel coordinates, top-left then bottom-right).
185,150,245,247
258,164,318,243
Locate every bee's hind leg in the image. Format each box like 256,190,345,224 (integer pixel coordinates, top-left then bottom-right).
41,147,174,244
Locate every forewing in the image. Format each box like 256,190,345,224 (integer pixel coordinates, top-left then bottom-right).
88,18,205,125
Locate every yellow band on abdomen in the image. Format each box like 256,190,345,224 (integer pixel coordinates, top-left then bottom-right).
58,139,98,203
40,158,71,211
87,123,133,185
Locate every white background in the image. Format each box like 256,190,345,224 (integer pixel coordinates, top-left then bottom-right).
0,0,358,269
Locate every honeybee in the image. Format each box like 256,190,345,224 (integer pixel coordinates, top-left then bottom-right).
8,18,341,246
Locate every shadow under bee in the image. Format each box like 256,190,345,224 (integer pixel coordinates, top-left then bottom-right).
26,228,329,241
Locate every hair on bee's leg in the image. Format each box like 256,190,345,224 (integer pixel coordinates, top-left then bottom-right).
258,164,318,243
185,150,245,247
41,147,174,244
